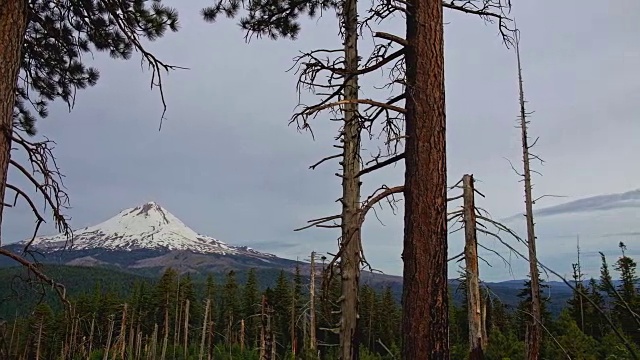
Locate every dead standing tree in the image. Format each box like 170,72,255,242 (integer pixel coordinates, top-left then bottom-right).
512,28,543,360
203,2,408,359
462,174,485,359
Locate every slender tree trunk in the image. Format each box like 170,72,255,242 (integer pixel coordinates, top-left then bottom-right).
199,299,210,360
184,299,190,359
103,316,115,360
161,303,169,360
118,303,128,360
260,296,267,360
481,296,488,348
339,0,361,356
8,314,17,357
240,318,246,353
309,251,317,353
290,289,296,359
515,34,542,360
150,324,158,360
0,0,28,238
463,174,484,359
87,314,95,360
35,320,43,360
402,0,448,358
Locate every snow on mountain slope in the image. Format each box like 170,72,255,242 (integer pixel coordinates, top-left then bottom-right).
21,201,276,257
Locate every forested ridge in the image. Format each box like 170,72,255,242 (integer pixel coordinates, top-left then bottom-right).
0,244,638,359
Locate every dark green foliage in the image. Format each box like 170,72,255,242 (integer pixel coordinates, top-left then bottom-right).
201,0,337,40
2,248,639,359
15,0,179,135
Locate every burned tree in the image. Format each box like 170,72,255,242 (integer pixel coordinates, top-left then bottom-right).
462,174,485,359
513,29,542,360
203,1,407,359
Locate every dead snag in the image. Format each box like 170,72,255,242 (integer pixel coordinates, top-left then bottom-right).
463,174,484,359
514,30,542,360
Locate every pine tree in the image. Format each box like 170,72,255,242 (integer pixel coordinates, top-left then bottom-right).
515,273,551,342
271,270,292,354
220,270,240,346
243,268,261,349
612,242,640,343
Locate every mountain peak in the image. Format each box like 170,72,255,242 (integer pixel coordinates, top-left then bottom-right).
20,202,276,258
125,201,171,225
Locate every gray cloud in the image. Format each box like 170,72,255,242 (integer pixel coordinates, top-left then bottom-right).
503,189,640,221
3,0,640,282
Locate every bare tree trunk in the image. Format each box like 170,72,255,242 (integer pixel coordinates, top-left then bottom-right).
184,299,190,359
481,296,488,348
150,324,159,360
103,316,115,360
118,303,129,360
35,320,43,360
161,303,169,360
339,0,362,357
87,314,95,360
463,174,484,359
174,298,182,360
135,331,142,360
0,0,28,238
260,296,267,360
576,235,585,331
128,311,136,359
8,314,17,357
402,0,448,358
199,299,210,360
515,34,542,360
270,321,276,360
237,318,243,353
309,251,317,353
290,290,296,359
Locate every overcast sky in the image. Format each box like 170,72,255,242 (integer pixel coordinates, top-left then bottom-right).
4,1,640,282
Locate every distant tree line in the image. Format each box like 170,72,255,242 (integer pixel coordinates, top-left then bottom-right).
0,243,637,359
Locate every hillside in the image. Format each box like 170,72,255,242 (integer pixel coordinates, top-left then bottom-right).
0,264,575,320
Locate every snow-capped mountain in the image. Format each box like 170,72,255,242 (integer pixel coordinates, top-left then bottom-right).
20,201,275,258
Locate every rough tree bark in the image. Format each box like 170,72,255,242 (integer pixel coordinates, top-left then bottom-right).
0,0,28,241
515,34,542,360
401,0,448,358
339,0,361,356
463,174,484,359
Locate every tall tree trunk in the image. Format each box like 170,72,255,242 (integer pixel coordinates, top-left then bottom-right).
515,34,542,360
183,299,190,359
87,314,95,360
463,174,484,359
161,303,169,360
103,316,115,360
401,0,448,358
0,0,28,237
339,0,361,356
199,299,210,360
309,251,317,353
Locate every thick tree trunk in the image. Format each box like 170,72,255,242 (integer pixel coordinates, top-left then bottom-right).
339,0,361,356
0,0,28,242
402,0,448,358
516,36,542,360
463,174,484,359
